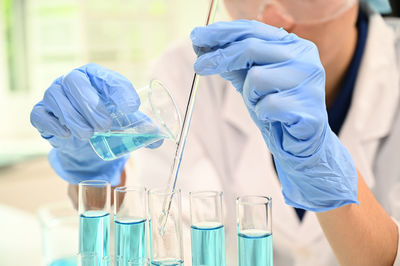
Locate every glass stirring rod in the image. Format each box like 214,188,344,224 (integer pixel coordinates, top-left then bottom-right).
158,0,220,235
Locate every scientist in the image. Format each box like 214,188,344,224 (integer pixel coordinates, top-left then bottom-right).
31,0,400,265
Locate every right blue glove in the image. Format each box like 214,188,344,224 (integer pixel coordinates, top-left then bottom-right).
191,20,359,212
30,63,159,186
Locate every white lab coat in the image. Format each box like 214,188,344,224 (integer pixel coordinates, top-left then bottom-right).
127,8,400,266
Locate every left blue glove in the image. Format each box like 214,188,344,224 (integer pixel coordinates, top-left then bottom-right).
30,63,158,186
191,20,359,212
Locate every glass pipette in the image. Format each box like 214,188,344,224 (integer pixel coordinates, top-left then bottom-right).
158,0,220,235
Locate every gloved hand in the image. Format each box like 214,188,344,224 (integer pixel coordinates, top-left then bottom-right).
30,63,160,186
191,20,359,211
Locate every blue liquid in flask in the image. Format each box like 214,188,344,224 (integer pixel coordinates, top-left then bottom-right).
191,222,225,266
79,211,110,265
90,132,169,160
238,229,273,266
50,257,77,266
114,218,147,264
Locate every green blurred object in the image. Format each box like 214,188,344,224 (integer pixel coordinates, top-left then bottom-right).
149,0,167,16
2,0,29,92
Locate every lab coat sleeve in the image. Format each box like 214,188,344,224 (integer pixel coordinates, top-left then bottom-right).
392,217,400,266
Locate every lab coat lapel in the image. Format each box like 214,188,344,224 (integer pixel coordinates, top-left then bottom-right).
340,14,400,188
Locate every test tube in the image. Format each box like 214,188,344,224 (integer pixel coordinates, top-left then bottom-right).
114,187,147,265
79,180,111,265
128,258,151,266
190,191,226,266
77,253,98,266
237,196,273,266
148,188,184,265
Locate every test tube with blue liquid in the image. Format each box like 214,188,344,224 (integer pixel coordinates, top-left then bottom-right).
79,180,111,265
237,196,273,266
114,187,147,265
77,253,98,266
127,258,151,266
190,191,226,266
148,188,184,265
90,80,181,161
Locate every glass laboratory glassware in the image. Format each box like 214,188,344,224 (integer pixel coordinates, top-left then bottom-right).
128,258,151,266
237,196,273,266
102,256,112,266
37,202,79,266
77,253,98,266
79,180,111,265
114,187,147,266
189,191,226,266
148,188,184,265
90,79,182,161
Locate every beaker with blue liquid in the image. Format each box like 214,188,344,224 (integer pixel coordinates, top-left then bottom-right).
37,202,79,266
90,80,181,161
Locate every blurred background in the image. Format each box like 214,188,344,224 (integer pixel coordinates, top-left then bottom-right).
0,0,399,265
0,0,228,264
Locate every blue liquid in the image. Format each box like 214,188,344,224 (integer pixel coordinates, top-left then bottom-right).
79,211,110,265
90,132,168,160
114,218,147,264
50,257,77,266
191,222,225,266
238,230,273,266
151,259,184,265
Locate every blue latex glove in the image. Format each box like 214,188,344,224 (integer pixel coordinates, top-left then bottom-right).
30,63,160,186
191,20,359,212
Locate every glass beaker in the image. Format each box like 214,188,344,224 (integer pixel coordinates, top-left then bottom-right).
90,79,182,161
237,196,273,266
114,187,147,265
148,188,184,265
37,202,79,266
190,191,226,266
79,180,111,265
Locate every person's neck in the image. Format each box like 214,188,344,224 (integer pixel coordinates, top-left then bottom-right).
323,26,358,108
